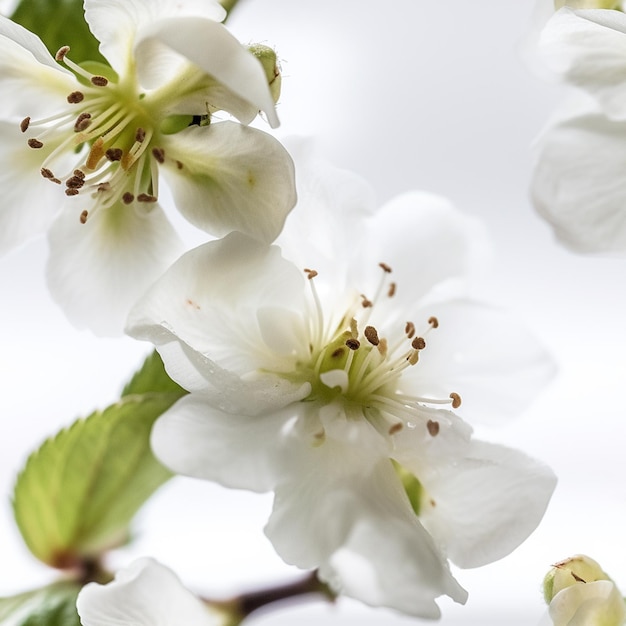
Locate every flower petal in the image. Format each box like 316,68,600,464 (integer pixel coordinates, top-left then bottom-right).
135,16,279,127
549,580,626,626
77,557,221,626
84,0,226,77
0,15,75,118
418,440,557,568
46,201,183,336
540,7,626,119
160,123,296,243
531,110,626,253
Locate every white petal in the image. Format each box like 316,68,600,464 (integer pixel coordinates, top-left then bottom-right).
151,395,295,492
84,0,226,76
532,110,626,253
135,17,278,127
549,580,626,626
47,201,183,336
0,15,75,118
402,299,556,425
77,557,221,626
126,232,307,375
419,440,557,568
160,123,295,243
540,8,626,119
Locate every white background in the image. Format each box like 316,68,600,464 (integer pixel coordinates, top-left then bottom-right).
2,1,626,624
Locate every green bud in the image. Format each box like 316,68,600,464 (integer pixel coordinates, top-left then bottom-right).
554,0,621,9
248,44,282,104
543,555,611,604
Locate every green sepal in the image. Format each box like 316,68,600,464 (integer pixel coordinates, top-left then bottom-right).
13,391,183,568
0,582,81,626
122,350,186,397
10,0,105,64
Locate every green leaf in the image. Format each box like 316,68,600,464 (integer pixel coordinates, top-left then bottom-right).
13,392,183,568
122,350,185,397
0,582,81,626
10,0,105,64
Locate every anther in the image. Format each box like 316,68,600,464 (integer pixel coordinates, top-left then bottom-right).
73,170,85,180
105,148,123,162
65,188,79,196
74,113,92,132
97,182,111,192
152,147,165,163
135,128,146,143
176,160,184,170
304,268,318,280
28,138,43,149
364,326,379,346
122,192,135,204
20,117,30,132
90,76,109,87
66,176,85,189
346,338,360,350
55,46,70,62
411,337,426,350
67,91,84,104
331,347,345,359
79,210,88,224
388,422,403,435
379,262,392,273
405,321,415,338
137,193,157,203
41,168,61,184
449,392,462,409
428,316,439,329
387,282,396,297
427,420,440,436
360,295,373,308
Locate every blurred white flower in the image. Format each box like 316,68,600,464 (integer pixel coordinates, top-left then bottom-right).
542,555,626,626
0,0,296,334
127,159,557,618
77,558,226,626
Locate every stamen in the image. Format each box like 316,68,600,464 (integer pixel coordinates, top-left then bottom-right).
152,147,165,164
361,294,373,308
411,337,426,350
67,91,84,104
379,262,392,273
176,160,184,170
377,337,388,357
331,347,346,359
66,175,85,189
90,76,109,87
449,392,462,409
79,210,88,224
73,169,85,180
105,148,123,162
405,321,415,338
364,325,379,346
346,338,360,350
41,168,61,184
427,420,440,436
20,117,30,132
28,138,43,149
428,316,439,329
388,422,403,435
387,282,396,297
304,268,318,280
55,46,70,61
65,188,79,196
122,192,134,204
74,113,92,132
137,193,157,203
350,318,358,338
135,128,146,143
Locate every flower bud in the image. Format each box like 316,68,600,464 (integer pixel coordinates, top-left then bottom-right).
248,44,282,104
554,0,621,8
543,555,626,626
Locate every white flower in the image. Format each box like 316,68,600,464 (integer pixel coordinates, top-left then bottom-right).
530,8,626,252
126,160,557,618
76,557,226,626
0,0,296,334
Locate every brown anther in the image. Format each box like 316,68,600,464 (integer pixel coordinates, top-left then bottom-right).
176,160,184,170
331,347,345,359
411,336,426,350
379,262,392,273
427,420,440,437
387,282,396,297
74,112,92,132
20,117,30,133
66,176,85,189
65,188,80,196
428,316,439,329
388,422,403,435
152,147,165,164
67,91,84,104
360,295,372,308
571,572,586,583
429,498,436,508
27,138,43,149
364,325,379,346
79,210,88,224
122,192,135,204
91,76,109,87
345,338,360,350
105,148,123,162
97,182,111,192
135,128,146,143
405,321,415,338
450,392,462,409
304,268,318,280
137,193,157,203
41,168,55,179
73,169,85,180
55,46,70,62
